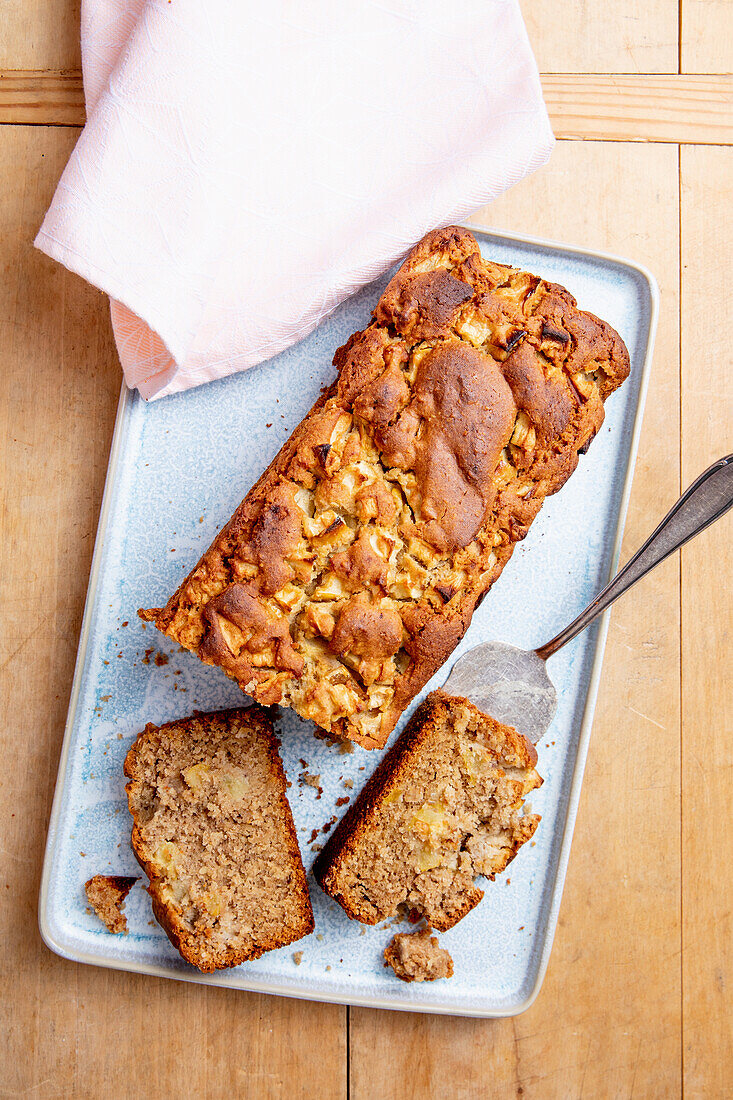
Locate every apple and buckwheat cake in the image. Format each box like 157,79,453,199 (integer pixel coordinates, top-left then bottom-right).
141,226,629,749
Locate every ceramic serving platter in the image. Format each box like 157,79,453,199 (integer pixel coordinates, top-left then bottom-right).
40,227,657,1017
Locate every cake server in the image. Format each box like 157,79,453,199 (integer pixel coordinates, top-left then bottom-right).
443,454,733,743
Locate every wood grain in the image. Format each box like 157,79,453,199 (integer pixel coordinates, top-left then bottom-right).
0,124,346,1100
0,70,85,126
0,0,81,71
2,70,732,145
523,0,679,74
351,140,683,1100
680,144,733,1100
682,0,733,74
542,74,733,144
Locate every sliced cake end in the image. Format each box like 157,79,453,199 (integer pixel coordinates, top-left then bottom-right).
124,706,313,972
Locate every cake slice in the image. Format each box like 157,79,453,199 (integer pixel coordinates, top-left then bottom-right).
85,874,138,933
314,691,541,931
124,706,313,972
384,929,454,982
140,225,629,750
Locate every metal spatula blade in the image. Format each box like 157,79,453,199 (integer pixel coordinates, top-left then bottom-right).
442,454,733,743
444,642,555,744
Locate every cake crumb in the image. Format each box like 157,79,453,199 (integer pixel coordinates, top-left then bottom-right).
335,796,350,807
85,875,138,934
338,740,355,755
384,929,454,983
299,771,322,798
293,951,303,965
154,652,169,666
343,779,354,790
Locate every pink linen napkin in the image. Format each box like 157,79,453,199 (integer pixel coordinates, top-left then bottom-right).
36,0,554,400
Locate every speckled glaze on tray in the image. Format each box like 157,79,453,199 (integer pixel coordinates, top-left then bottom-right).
40,227,657,1017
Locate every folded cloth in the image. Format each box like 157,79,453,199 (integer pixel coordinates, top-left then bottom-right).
35,0,554,400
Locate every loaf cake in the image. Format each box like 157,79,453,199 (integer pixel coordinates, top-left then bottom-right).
124,706,313,971
384,928,454,982
85,874,138,933
313,691,541,931
141,226,629,749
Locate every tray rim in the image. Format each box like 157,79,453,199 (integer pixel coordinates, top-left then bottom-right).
38,226,659,1017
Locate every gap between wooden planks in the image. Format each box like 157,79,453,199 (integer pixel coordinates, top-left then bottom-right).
0,70,731,143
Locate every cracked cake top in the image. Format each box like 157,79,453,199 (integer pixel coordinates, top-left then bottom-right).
141,226,629,748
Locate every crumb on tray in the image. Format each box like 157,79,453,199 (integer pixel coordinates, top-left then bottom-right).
384,929,454,983
85,874,138,934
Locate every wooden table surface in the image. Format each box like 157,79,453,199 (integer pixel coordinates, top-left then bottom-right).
1,3,731,1097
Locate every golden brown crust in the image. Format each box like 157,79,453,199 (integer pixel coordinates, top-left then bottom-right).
313,690,541,931
124,706,313,972
141,226,630,748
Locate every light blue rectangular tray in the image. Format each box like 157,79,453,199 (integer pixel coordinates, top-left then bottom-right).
40,227,657,1016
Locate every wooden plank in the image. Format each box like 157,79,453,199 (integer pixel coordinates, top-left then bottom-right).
523,0,678,74
351,140,682,1099
0,0,81,71
0,70,85,126
0,0,678,77
2,71,731,146
680,144,733,1099
682,0,733,74
0,124,347,1100
541,74,733,144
